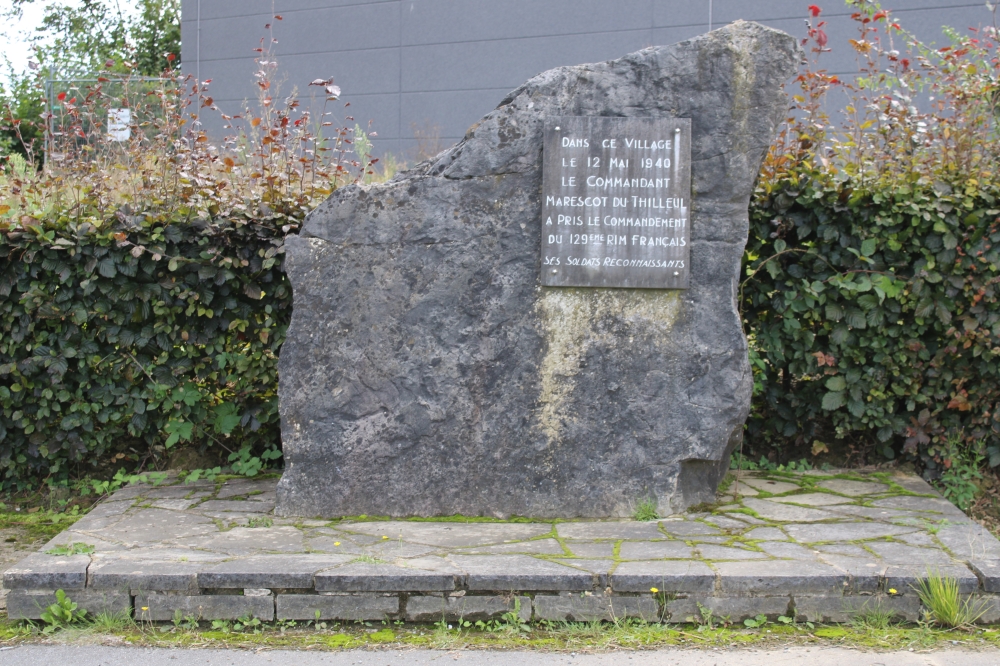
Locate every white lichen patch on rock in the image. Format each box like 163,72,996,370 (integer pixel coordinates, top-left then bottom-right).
535,288,681,444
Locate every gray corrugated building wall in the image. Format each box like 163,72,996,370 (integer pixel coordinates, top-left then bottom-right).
181,1,995,160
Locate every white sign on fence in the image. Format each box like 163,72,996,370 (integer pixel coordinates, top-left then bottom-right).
108,108,131,142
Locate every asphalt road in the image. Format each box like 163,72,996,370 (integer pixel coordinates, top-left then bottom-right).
3,646,1000,665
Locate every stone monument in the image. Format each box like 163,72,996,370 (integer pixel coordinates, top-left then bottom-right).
276,21,800,518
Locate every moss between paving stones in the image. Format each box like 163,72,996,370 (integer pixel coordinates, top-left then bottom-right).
4,613,1000,651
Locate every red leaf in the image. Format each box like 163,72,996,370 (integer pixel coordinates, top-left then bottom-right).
56,91,66,101
808,4,821,17
274,14,283,19
816,29,828,47
166,53,176,62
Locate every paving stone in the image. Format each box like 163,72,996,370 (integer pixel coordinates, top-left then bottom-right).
891,532,937,548
7,589,129,620
304,536,366,555
702,515,751,530
758,541,819,560
815,544,872,557
739,478,802,495
84,509,217,544
88,558,205,592
150,499,200,511
745,527,787,541
362,541,440,559
813,554,883,593
344,522,551,548
891,475,938,495
137,592,274,622
969,559,1000,593
42,531,127,554
696,544,769,560
822,505,927,521
565,542,615,559
723,482,758,496
315,562,457,592
91,547,229,562
174,526,305,555
64,511,131,533
618,541,694,560
198,555,353,589
793,594,921,623
865,541,961,566
816,479,889,496
976,595,1000,624
783,522,916,543
741,498,840,522
658,521,720,537
450,555,595,591
3,553,90,590
395,556,467,575
405,594,531,622
533,593,658,622
107,484,152,501
715,560,847,596
685,536,733,544
935,523,1000,561
142,486,202,500
85,501,134,519
770,493,854,507
556,522,665,541
611,560,716,593
883,564,979,594
217,478,280,499
277,593,398,620
869,496,967,518
719,512,767,525
662,597,704,622
454,539,565,556
551,559,614,584
709,596,790,620
195,500,275,513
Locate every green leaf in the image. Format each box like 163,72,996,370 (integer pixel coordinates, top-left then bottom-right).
845,309,867,329
97,258,116,278
860,238,876,256
825,376,847,391
213,402,241,435
774,239,787,252
163,420,193,448
821,391,847,411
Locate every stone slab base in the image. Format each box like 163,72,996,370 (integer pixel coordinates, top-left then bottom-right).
10,588,1000,625
9,471,1000,626
7,589,130,621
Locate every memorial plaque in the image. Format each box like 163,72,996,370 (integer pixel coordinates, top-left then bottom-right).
540,116,691,289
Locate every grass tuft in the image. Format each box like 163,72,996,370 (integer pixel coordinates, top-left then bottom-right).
913,570,989,629
632,498,659,522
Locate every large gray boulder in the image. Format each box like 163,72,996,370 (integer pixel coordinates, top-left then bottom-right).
276,21,800,518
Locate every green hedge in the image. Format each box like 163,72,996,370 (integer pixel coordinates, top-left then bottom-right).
5,180,1000,486
0,217,288,490
744,174,1000,471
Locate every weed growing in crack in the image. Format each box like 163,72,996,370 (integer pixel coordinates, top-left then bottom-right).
914,570,989,629
38,589,87,634
633,498,659,522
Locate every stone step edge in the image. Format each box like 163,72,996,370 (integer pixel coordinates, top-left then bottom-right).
7,589,1000,624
